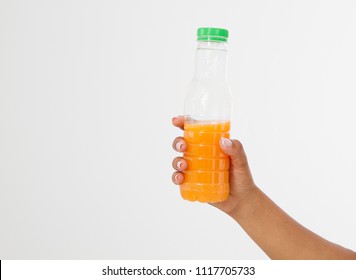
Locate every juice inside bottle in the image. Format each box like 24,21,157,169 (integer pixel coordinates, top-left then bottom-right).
180,120,230,202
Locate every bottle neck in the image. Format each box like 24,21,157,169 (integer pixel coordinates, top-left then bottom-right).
194,41,228,79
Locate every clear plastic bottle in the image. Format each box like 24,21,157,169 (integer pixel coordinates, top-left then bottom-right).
180,27,232,203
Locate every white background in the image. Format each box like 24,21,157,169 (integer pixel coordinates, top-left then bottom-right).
1,0,356,259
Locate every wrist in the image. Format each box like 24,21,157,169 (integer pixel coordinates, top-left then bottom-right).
227,185,259,221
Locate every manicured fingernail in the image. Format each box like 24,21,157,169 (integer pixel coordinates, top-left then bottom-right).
174,173,180,181
175,141,183,150
177,161,183,169
221,137,232,147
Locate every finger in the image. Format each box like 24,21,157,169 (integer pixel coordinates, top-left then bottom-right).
219,138,249,170
172,116,184,130
172,157,188,171
172,171,184,185
172,137,187,152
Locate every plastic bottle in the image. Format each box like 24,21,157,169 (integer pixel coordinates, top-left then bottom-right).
180,27,232,203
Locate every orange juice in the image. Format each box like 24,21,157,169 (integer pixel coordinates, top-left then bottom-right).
180,121,230,202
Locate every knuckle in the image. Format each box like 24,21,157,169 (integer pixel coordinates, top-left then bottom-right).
232,139,243,150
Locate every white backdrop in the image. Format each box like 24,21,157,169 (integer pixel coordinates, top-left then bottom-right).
1,0,356,259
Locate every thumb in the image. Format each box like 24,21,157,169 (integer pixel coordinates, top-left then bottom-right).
220,138,250,171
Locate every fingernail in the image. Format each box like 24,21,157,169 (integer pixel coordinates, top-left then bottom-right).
172,117,178,121
174,173,180,181
175,141,183,150
221,137,232,147
177,161,183,169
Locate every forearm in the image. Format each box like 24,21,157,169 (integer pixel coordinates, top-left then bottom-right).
230,186,356,260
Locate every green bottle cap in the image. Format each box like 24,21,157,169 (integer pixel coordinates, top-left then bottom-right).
197,27,229,42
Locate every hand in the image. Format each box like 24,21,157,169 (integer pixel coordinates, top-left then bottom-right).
171,116,256,216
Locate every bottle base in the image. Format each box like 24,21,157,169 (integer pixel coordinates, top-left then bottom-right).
180,183,229,203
